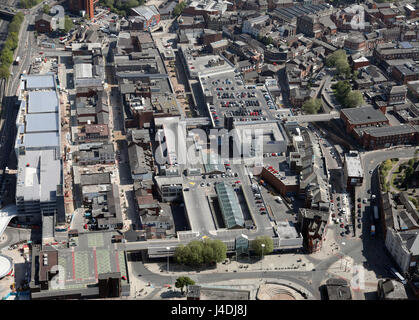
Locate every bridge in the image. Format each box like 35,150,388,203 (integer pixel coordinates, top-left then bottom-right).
286,111,340,123
185,117,211,126
0,7,16,21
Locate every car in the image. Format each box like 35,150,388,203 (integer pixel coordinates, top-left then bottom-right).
332,213,336,218
358,209,361,213
345,229,350,234
340,223,344,228
235,180,241,184
369,170,373,174
357,198,361,202
357,224,361,229
200,182,205,187
259,207,266,211
358,203,361,208
207,183,211,186
367,189,371,194
340,232,345,237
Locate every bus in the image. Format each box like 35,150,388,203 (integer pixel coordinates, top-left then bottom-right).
14,56,20,65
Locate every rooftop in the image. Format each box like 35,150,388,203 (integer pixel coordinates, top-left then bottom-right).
341,106,388,125
27,90,59,114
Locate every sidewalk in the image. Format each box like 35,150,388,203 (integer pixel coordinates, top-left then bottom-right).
143,252,315,276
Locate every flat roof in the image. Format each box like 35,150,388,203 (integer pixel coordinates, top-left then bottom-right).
16,149,61,202
363,124,418,137
24,132,60,149
25,74,55,90
25,113,59,133
0,255,13,278
344,152,363,178
28,91,59,114
341,106,388,125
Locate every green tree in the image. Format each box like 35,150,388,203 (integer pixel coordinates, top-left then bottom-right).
63,15,74,33
334,80,351,103
0,48,14,65
42,4,50,14
175,276,195,294
174,239,227,267
343,90,364,108
408,159,415,167
302,98,322,114
326,50,346,67
206,239,227,263
0,65,10,79
251,236,274,257
125,0,139,8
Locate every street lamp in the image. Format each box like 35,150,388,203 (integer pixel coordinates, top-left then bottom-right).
166,247,170,273
261,243,265,271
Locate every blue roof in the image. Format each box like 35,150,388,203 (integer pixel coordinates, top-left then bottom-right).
400,42,413,49
25,74,55,90
28,91,59,114
25,113,59,133
24,132,60,149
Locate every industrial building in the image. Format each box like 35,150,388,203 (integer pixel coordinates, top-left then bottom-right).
14,74,64,226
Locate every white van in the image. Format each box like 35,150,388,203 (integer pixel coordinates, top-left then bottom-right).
275,196,282,203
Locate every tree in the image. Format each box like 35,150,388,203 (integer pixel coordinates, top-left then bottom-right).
0,65,10,79
251,236,274,257
63,15,74,33
408,159,415,167
335,58,350,76
125,0,139,8
302,98,322,114
334,80,351,103
175,276,195,294
0,48,14,66
326,50,346,67
42,4,50,14
174,239,227,267
343,90,364,108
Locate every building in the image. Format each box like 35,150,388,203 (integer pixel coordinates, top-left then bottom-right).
385,228,419,274
377,279,409,300
392,63,419,85
343,150,363,188
298,208,329,253
14,74,64,226
215,182,245,229
129,5,160,31
323,278,352,300
340,106,389,136
68,0,96,19
74,143,115,165
29,232,129,299
361,124,418,150
242,15,270,38
387,86,407,105
35,13,53,33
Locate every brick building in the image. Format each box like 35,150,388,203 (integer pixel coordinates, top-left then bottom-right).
68,0,96,19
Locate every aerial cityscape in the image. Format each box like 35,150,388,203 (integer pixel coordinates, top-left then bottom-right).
0,0,418,303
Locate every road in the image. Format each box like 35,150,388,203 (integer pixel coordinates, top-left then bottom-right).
0,3,41,172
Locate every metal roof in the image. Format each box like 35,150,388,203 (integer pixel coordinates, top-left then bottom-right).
28,90,59,114
25,113,59,133
16,149,61,202
25,74,55,90
24,132,60,149
215,182,245,229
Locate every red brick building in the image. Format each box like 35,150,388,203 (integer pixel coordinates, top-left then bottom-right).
68,0,96,19
35,14,52,33
340,106,389,136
